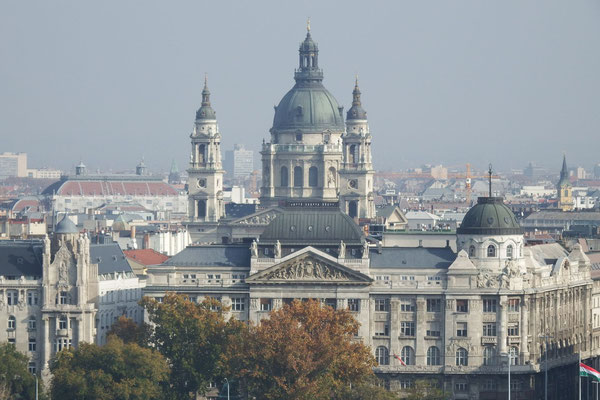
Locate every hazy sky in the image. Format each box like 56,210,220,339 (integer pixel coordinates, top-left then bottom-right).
1,1,599,175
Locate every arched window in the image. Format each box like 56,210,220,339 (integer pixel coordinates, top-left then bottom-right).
348,201,358,219
456,348,468,366
376,346,389,365
510,346,519,365
198,144,205,164
483,346,495,366
349,144,357,164
506,244,514,259
280,166,288,187
28,316,36,330
469,245,476,257
308,166,318,187
487,245,496,258
427,346,441,366
401,346,415,366
8,316,16,330
58,316,68,330
197,200,206,218
293,166,303,187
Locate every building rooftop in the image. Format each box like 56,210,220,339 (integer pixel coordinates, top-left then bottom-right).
369,246,455,269
161,245,250,268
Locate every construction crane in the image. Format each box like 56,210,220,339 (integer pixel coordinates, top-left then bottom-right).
454,163,500,206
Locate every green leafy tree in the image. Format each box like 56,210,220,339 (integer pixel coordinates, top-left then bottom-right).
50,336,169,400
405,379,449,400
0,343,37,400
224,299,384,400
140,293,243,400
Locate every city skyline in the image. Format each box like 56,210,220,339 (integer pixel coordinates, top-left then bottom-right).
1,1,599,173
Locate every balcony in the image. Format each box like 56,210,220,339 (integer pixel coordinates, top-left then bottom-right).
56,329,69,337
481,336,497,345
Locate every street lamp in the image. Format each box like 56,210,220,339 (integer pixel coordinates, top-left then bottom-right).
223,378,230,400
592,381,599,400
539,333,554,400
501,351,511,400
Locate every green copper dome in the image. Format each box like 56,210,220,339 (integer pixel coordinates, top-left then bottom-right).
457,197,522,235
272,30,344,133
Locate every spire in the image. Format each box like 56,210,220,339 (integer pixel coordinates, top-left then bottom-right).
295,24,323,84
488,164,493,197
346,77,367,120
560,154,568,180
196,75,216,120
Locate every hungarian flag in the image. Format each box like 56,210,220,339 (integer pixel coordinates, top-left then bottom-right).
393,353,406,366
580,363,600,382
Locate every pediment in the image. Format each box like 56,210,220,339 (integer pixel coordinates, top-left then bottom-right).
232,208,282,226
389,208,408,224
247,252,372,285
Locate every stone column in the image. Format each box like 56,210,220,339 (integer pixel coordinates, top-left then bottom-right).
42,316,51,371
273,298,282,310
76,316,84,346
499,295,508,355
337,298,347,311
521,298,529,362
390,299,400,357
415,298,427,366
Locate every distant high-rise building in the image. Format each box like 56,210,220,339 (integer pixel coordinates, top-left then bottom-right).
594,164,600,179
225,144,254,179
0,152,28,179
524,162,545,179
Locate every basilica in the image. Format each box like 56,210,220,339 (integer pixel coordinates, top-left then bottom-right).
145,27,600,399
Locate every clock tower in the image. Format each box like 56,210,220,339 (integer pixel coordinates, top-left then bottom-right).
187,78,225,222
339,79,375,219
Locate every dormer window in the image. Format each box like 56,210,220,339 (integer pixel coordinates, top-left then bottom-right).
506,245,514,259
487,245,496,258
468,245,476,257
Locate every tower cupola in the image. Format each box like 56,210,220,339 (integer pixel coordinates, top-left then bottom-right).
195,77,216,120
346,78,367,120
294,21,323,84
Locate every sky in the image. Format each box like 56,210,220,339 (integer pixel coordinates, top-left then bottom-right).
1,1,599,175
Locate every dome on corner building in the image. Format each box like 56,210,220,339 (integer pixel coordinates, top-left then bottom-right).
457,197,522,235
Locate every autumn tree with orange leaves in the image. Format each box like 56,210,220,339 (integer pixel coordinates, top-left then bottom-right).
224,299,396,400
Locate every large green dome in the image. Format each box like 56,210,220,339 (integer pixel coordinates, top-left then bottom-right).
272,84,344,132
271,30,344,133
457,197,522,235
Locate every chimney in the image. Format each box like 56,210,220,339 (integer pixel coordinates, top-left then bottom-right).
446,240,450,248
130,225,136,240
418,240,423,248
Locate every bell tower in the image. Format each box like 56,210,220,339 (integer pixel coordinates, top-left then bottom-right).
339,78,375,219
557,154,574,211
187,77,225,222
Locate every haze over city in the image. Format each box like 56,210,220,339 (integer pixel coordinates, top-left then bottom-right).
1,0,599,174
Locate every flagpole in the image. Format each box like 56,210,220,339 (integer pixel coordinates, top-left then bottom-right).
580,352,582,400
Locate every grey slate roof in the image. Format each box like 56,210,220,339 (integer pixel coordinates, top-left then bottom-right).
369,247,456,269
55,216,79,234
260,209,364,245
162,245,250,268
0,240,43,277
90,243,133,275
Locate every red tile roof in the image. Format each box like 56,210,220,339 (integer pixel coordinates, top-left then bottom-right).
123,249,169,266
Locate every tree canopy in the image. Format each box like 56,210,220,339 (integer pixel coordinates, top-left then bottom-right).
0,343,37,400
107,315,150,347
50,336,168,400
224,299,388,400
140,293,244,400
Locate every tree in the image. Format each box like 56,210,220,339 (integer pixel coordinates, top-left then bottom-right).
107,315,150,346
140,293,243,400
405,379,449,400
0,343,37,400
50,336,169,400
224,299,383,400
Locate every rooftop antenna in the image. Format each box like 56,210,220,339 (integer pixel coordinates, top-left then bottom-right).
488,163,493,197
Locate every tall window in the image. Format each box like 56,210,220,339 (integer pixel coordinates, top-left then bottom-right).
348,201,358,218
197,200,206,218
483,323,497,337
508,323,519,337
59,291,69,305
376,346,389,365
27,291,38,306
375,298,390,312
400,298,416,312
483,298,497,313
349,144,357,164
280,166,288,187
8,316,16,330
231,298,245,312
469,245,476,257
427,346,441,366
375,322,389,336
506,244,514,258
400,322,415,337
28,337,36,352
58,316,68,330
508,299,520,312
28,316,36,330
456,322,467,337
509,346,519,365
487,245,496,257
456,348,468,366
456,300,469,313
7,290,18,305
483,346,496,366
348,299,360,312
401,346,415,365
308,166,318,187
293,166,303,187
426,298,442,312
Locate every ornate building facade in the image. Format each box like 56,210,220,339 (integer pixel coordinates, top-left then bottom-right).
0,217,144,381
145,196,595,399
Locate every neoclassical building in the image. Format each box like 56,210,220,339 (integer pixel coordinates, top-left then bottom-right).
0,216,144,380
146,195,596,399
186,26,375,230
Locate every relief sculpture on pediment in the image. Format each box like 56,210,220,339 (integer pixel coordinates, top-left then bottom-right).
264,258,351,281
